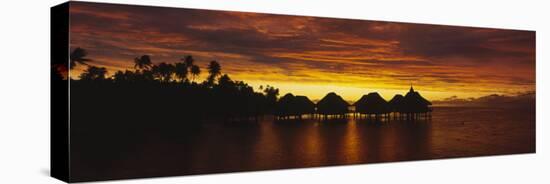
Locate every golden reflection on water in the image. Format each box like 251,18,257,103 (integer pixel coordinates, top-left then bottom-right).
73,107,534,180
300,121,325,166
379,122,398,162
341,120,360,164
244,107,532,170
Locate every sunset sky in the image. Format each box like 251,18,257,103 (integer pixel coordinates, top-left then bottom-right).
68,2,535,101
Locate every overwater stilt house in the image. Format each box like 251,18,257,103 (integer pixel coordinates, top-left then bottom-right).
388,94,404,119
389,94,404,111
294,95,316,118
316,92,349,119
399,86,432,119
275,93,316,119
275,87,431,121
353,92,390,119
275,93,297,119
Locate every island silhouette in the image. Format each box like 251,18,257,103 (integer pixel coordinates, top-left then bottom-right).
54,48,433,124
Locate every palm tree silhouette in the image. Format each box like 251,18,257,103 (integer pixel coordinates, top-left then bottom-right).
207,60,221,85
182,55,194,68
70,47,92,70
174,62,188,82
263,85,279,100
190,65,201,82
134,55,152,71
113,71,126,82
152,63,175,82
218,74,232,87
79,66,107,81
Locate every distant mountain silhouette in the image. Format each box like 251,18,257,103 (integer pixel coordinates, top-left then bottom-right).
433,91,535,107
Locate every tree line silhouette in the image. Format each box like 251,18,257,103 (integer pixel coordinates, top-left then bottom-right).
59,48,281,123
54,47,432,124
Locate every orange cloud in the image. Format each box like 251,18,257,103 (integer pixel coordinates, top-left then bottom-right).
67,2,535,101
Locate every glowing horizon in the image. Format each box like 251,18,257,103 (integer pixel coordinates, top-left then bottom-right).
68,2,535,101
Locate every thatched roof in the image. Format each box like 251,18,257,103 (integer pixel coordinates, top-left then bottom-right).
276,93,296,116
404,86,432,105
294,95,316,114
389,94,404,106
275,93,315,116
295,96,315,107
388,94,404,112
317,92,349,115
400,86,432,113
278,93,295,102
353,92,390,114
412,92,432,105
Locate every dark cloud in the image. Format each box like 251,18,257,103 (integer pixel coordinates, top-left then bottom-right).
396,25,535,64
68,1,535,99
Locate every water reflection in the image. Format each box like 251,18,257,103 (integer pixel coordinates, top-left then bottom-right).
248,116,433,169
73,107,534,180
342,120,360,164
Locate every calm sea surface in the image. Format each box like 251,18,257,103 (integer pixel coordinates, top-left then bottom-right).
75,106,535,180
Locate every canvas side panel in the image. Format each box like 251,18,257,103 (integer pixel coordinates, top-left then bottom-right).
51,2,70,183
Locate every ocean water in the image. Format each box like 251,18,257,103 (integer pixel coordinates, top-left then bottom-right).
71,106,535,180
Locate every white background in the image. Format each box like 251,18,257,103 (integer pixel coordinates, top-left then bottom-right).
0,0,548,183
